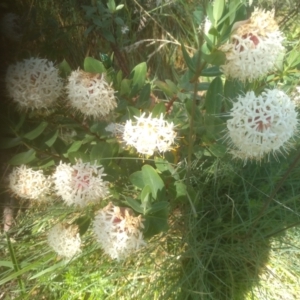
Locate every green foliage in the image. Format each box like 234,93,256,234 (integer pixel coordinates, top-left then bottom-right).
2,0,300,299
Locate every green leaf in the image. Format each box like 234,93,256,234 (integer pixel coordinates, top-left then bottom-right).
58,59,72,78
130,62,147,94
0,137,22,149
143,202,169,238
181,43,195,72
174,181,187,199
286,49,300,69
90,142,112,165
151,102,166,117
213,0,225,23
228,0,238,24
125,197,144,214
90,122,107,134
137,83,151,108
73,216,91,236
107,0,116,13
45,130,58,147
202,50,226,66
29,260,66,280
37,159,55,169
224,79,244,100
120,78,131,96
129,171,144,189
126,106,140,120
23,122,48,140
201,66,223,77
155,80,174,97
102,30,115,43
141,185,152,213
8,149,36,165
142,165,165,200
67,141,82,154
165,79,179,94
84,57,106,74
206,2,215,25
205,76,223,115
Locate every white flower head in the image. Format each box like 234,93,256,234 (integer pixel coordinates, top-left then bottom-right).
5,58,63,110
47,223,81,259
93,202,146,261
219,8,284,82
121,25,129,34
66,70,117,119
1,13,23,42
53,160,109,207
122,113,176,156
8,165,52,201
225,89,298,162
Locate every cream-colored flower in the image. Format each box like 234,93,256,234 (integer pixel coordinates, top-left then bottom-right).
5,58,63,110
9,165,52,201
225,89,298,162
47,223,81,259
66,70,117,118
219,8,284,82
93,202,146,260
53,160,109,207
122,113,176,156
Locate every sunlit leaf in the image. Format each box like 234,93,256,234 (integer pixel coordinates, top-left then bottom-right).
130,62,147,94
23,122,48,140
142,165,165,200
129,171,144,189
84,57,106,74
213,0,225,23
58,59,72,78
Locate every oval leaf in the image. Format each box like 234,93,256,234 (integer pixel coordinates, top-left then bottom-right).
84,57,106,74
0,137,22,149
45,130,58,147
130,62,147,92
142,165,165,200
129,171,144,189
8,149,36,165
213,0,225,23
23,122,48,140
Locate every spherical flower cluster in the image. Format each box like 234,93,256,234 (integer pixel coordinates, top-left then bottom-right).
122,113,176,156
1,13,23,42
66,70,117,118
52,160,109,207
225,89,298,162
8,165,52,201
5,58,63,110
93,202,146,261
47,223,81,259
219,8,284,82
